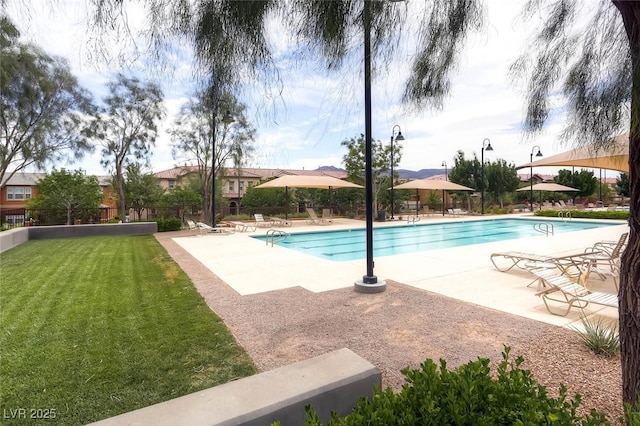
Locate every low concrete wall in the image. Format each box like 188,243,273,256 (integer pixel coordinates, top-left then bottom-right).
89,348,381,426
0,223,157,253
0,227,29,253
28,222,157,240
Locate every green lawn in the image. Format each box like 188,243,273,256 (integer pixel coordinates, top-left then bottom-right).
0,235,257,425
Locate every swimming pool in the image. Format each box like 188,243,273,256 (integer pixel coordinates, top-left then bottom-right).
253,218,618,261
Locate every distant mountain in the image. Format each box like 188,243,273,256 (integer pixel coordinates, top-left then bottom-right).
317,166,444,180
397,169,443,180
316,165,344,172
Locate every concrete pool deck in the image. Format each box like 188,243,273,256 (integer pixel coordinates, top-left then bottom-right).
172,213,626,331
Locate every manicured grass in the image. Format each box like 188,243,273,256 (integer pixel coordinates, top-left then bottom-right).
0,236,257,425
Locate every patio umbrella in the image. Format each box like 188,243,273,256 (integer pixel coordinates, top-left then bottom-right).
254,174,363,218
516,133,629,173
517,182,579,210
393,178,475,216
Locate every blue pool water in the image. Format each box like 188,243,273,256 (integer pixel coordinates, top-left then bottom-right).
252,218,617,261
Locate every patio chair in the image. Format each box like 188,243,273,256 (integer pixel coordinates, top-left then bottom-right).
322,209,334,223
532,266,618,316
490,251,568,273
270,217,291,227
568,233,627,280
306,208,329,225
196,221,234,235
253,214,271,228
230,221,257,232
187,220,199,233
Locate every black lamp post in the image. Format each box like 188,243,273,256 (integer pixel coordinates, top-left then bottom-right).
529,145,542,212
211,108,235,226
390,125,404,220
441,161,447,216
480,138,493,215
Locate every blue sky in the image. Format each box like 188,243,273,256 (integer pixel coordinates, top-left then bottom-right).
7,0,619,180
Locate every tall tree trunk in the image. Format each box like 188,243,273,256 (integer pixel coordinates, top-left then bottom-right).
613,0,640,408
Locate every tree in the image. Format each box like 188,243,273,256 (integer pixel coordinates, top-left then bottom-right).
0,16,95,188
90,74,165,221
241,185,288,210
484,159,520,208
159,182,203,224
617,173,630,206
168,91,255,224
341,133,400,214
123,163,164,220
448,150,480,211
27,169,103,225
555,169,598,199
511,1,638,405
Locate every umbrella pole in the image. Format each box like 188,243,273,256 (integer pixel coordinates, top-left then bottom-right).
285,186,289,219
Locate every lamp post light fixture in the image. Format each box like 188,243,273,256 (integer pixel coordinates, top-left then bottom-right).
480,138,493,215
390,125,404,220
529,145,543,212
211,109,235,226
441,161,448,216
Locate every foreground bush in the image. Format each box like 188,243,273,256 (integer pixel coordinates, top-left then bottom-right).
302,347,612,425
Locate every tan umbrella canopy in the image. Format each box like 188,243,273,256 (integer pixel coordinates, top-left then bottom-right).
254,174,363,189
254,174,363,218
517,133,629,173
394,178,474,191
517,182,579,210
517,182,580,192
394,178,475,216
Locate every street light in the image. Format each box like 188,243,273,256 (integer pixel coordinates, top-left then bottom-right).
529,145,542,212
441,161,447,216
480,138,493,215
211,108,235,226
390,125,404,220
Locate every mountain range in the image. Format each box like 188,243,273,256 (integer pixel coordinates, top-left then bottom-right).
317,165,443,180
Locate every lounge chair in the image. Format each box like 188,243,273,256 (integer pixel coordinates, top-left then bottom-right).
490,251,565,272
230,221,257,232
306,208,329,225
253,214,271,228
322,209,334,223
270,217,291,227
196,221,234,235
568,232,627,279
187,220,199,234
532,266,618,316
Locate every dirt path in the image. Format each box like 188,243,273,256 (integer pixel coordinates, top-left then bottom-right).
155,230,623,422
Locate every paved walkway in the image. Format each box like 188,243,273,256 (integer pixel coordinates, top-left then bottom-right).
168,213,625,330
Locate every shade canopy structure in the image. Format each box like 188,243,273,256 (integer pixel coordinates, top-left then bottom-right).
516,182,580,192
393,179,474,191
254,174,363,190
394,178,475,216
254,174,363,219
516,133,629,173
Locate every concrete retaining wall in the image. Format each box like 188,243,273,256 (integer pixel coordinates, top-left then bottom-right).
0,222,157,253
89,348,381,426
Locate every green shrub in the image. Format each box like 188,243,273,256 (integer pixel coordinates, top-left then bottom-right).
573,317,620,357
151,217,181,232
301,347,611,425
623,400,640,425
534,210,629,221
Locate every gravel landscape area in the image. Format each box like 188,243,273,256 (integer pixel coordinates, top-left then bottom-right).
156,231,623,422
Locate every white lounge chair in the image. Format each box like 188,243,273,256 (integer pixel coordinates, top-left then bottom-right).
230,221,257,232
306,208,330,225
196,221,234,235
270,217,291,227
532,266,618,316
253,214,271,228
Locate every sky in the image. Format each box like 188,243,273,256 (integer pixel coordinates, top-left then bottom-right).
6,0,621,180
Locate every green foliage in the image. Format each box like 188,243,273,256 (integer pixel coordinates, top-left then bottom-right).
0,15,95,186
241,185,289,209
89,73,165,221
27,169,104,225
485,159,521,207
623,399,640,425
124,163,165,219
341,133,397,212
303,346,610,425
616,173,630,197
534,210,629,220
574,317,620,357
555,169,595,198
151,217,182,232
